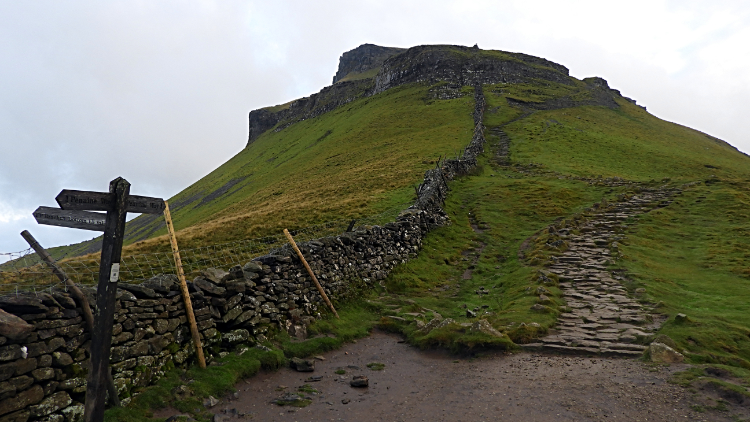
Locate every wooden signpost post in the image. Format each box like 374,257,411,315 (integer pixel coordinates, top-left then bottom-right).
32,177,164,422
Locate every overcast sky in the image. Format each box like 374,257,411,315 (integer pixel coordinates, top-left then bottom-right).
1,0,748,258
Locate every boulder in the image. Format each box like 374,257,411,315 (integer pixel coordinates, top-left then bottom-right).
649,342,684,364
0,310,32,340
652,334,678,350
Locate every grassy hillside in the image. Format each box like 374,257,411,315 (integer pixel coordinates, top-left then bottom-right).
373,79,750,375
29,45,750,376
57,83,476,259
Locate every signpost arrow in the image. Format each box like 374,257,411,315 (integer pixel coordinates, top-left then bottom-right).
56,189,165,214
33,206,106,231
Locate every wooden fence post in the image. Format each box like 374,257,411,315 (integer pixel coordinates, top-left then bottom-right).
163,201,206,369
283,229,339,319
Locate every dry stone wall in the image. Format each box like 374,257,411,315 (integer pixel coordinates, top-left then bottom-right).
0,89,486,422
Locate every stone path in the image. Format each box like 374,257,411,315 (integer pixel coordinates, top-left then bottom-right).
491,127,511,166
524,187,680,356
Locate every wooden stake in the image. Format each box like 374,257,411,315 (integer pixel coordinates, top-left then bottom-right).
20,230,120,407
163,201,206,369
283,229,339,319
85,177,129,422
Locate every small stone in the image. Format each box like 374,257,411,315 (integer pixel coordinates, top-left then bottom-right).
341,398,351,404
466,309,477,318
290,357,315,372
313,355,325,361
61,403,85,422
469,320,505,338
172,385,192,401
674,313,689,323
204,395,220,408
530,304,549,312
165,415,196,422
350,375,368,388
201,268,229,285
538,294,552,305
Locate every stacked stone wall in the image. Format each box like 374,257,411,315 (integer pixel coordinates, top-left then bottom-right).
0,85,485,422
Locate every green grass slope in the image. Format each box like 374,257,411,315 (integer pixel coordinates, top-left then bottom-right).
375,79,750,375
98,83,475,256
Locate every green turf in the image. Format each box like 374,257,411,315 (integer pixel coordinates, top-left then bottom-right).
91,83,475,258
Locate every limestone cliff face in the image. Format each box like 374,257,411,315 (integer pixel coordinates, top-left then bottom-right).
332,44,405,84
246,44,624,146
373,45,571,94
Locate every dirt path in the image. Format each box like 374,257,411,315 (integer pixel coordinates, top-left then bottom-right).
194,331,745,422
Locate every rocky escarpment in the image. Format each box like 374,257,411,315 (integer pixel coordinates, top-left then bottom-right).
248,44,594,146
247,77,373,144
332,44,405,84
373,45,571,94
505,77,623,110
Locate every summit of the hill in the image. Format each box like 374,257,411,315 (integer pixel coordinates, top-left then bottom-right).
247,44,629,145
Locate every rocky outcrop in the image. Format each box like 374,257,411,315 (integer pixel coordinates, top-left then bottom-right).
247,78,373,145
373,45,571,94
248,44,575,146
332,44,405,84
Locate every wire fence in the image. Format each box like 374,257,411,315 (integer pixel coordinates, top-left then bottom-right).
0,203,410,295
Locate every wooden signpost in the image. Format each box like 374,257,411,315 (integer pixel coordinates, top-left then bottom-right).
32,177,164,422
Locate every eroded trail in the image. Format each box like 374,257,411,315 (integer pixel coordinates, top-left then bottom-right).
197,331,732,422
528,187,680,356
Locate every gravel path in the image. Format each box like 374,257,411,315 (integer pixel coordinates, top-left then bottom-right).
196,331,745,422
